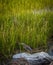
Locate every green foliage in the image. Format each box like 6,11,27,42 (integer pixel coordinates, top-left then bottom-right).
0,0,53,59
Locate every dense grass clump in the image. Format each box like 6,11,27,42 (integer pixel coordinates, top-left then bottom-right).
0,11,53,59
0,0,53,60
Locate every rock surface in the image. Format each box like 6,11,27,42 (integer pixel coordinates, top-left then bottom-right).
12,52,53,65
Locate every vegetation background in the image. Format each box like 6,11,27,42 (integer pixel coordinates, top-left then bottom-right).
0,0,53,59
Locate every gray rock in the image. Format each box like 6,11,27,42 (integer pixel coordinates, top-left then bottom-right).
12,52,53,65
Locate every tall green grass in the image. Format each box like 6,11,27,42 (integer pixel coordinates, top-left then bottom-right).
0,11,53,59
0,0,53,59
